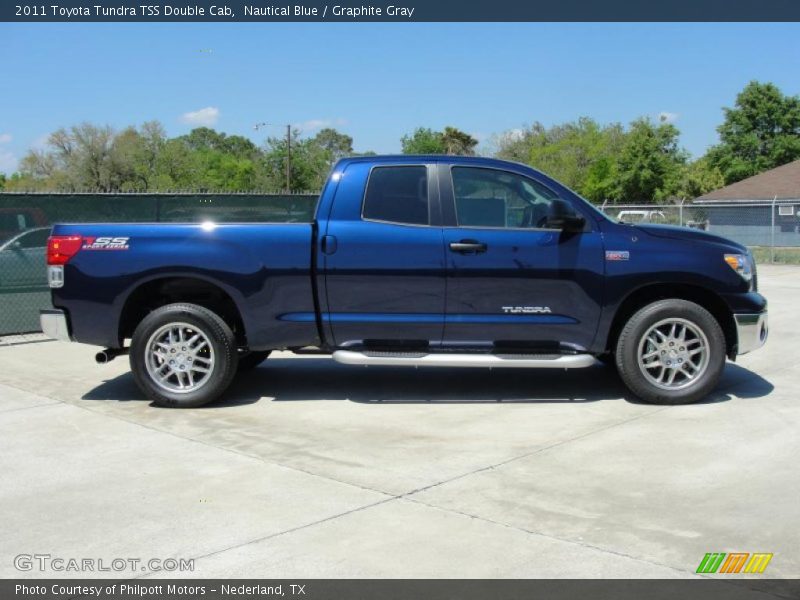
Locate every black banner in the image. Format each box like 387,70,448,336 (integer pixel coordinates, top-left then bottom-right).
2,0,800,22
3,579,800,600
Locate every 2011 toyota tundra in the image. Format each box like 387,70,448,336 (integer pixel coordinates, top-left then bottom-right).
39,155,768,407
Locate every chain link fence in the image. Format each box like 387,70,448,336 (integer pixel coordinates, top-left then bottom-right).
0,192,319,335
1,193,798,336
599,199,800,262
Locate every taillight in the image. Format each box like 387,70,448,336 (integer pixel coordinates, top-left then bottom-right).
47,235,83,265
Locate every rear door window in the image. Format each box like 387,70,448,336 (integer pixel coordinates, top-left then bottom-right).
362,166,429,226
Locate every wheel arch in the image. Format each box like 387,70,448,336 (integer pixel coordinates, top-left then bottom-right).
118,275,247,347
605,283,737,359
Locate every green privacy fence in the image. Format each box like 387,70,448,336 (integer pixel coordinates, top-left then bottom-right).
0,192,319,336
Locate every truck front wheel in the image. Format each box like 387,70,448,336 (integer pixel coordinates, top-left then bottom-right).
615,299,726,405
129,303,239,408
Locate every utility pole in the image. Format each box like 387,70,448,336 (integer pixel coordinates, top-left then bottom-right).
286,124,291,193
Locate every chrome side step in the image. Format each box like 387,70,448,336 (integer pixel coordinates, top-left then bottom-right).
332,350,597,369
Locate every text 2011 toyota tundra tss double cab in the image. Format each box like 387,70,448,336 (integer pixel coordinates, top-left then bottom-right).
40,156,768,407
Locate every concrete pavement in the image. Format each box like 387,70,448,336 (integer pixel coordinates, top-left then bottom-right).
0,265,797,592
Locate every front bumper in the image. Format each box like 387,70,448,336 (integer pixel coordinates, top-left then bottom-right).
734,311,768,356
40,309,72,342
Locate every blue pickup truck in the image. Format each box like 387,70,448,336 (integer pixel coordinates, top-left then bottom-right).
40,156,768,408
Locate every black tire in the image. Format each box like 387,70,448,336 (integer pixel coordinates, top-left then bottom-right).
237,350,271,372
615,299,726,405
130,303,238,408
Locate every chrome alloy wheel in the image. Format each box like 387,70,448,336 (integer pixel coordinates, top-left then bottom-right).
144,322,215,394
637,318,710,390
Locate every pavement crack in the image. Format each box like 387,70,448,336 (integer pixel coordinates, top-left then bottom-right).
0,400,61,414
405,495,695,576
134,496,396,579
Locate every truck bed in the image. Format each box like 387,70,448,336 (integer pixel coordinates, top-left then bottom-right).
50,222,320,349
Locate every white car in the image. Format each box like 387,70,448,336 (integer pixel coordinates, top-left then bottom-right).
616,210,667,223
0,227,51,288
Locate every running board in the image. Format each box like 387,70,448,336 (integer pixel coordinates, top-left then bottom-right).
331,350,597,369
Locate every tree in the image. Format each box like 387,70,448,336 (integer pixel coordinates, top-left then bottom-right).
494,118,626,202
615,118,687,202
259,129,329,192
108,127,149,190
401,127,445,154
312,128,354,168
494,127,538,164
178,127,259,160
677,158,725,199
401,126,477,155
707,81,800,184
151,138,196,190
441,127,478,155
582,156,620,203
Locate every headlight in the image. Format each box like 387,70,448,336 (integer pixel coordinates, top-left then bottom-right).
724,253,753,284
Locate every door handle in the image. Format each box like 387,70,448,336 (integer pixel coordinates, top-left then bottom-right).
449,240,487,254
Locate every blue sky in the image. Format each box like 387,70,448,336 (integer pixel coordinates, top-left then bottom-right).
1,22,799,173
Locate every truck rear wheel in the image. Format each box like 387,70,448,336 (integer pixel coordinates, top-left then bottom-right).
130,303,238,408
615,299,726,405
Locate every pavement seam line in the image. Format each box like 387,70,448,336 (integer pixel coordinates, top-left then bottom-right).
404,495,696,577
0,400,62,414
401,497,797,599
134,496,397,579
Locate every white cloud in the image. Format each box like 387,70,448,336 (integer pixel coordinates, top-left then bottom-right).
0,133,11,144
180,106,220,127
0,149,18,173
658,111,679,124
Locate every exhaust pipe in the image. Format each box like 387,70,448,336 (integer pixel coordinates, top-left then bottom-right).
95,348,127,364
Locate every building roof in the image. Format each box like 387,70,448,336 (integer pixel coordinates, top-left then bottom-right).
696,159,800,203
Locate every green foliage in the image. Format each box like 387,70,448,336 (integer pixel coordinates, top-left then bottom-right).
616,118,687,202
495,117,686,203
8,122,367,193
400,126,478,155
522,118,625,202
441,127,479,155
313,128,354,167
5,81,796,199
401,127,445,154
707,81,800,184
677,157,725,199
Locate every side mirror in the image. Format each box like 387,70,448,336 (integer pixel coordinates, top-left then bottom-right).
545,199,586,232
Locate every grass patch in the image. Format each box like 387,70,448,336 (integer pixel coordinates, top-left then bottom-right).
750,246,800,265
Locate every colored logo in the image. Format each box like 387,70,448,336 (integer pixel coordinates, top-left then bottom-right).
605,250,630,261
82,236,130,250
696,552,773,574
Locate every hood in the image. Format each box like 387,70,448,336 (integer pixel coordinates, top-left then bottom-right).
631,223,746,251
